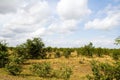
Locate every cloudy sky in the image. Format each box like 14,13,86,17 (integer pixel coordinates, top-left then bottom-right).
0,0,120,48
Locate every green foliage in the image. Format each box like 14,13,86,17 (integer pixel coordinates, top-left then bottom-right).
55,51,61,58
5,51,24,76
76,48,83,57
45,46,53,52
114,36,120,45
82,42,94,57
30,62,52,77
114,61,120,80
0,51,9,68
0,41,9,68
95,47,103,57
9,54,25,64
60,66,72,80
15,37,46,59
54,65,72,80
87,61,120,80
63,49,72,58
5,62,22,76
25,38,46,59
0,40,7,52
112,49,120,60
15,44,28,59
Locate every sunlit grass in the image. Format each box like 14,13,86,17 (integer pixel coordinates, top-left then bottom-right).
0,53,114,80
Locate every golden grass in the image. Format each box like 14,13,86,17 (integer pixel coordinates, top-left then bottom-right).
0,54,114,80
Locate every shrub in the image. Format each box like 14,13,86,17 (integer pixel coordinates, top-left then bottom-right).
55,51,61,58
112,49,120,60
87,61,120,80
53,65,72,80
30,62,52,77
0,51,9,68
25,38,46,59
15,44,28,59
63,49,71,58
15,37,46,59
0,41,9,68
5,62,22,75
95,47,103,57
5,53,24,76
59,66,72,80
82,42,94,57
9,55,25,64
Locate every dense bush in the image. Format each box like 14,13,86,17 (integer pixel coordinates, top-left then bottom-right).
5,62,22,75
52,65,72,80
82,42,94,57
63,49,72,58
45,46,53,52
87,61,120,80
95,47,103,57
9,54,25,64
0,51,9,68
30,62,52,77
25,38,46,59
60,66,72,80
55,51,61,58
15,44,28,58
15,38,46,59
0,41,9,68
112,49,120,60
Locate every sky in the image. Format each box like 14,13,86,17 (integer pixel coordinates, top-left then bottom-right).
0,0,120,48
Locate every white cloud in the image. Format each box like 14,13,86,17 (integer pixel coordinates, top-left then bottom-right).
85,5,120,30
0,0,52,46
57,0,91,20
0,0,24,14
48,19,78,34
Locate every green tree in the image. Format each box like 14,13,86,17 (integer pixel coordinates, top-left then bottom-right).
82,42,94,57
95,47,103,57
114,36,120,45
25,38,45,59
15,44,27,59
0,40,9,68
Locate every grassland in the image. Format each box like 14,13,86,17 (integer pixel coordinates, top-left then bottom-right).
0,51,115,80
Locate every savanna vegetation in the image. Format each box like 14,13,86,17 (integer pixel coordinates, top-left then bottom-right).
0,37,120,80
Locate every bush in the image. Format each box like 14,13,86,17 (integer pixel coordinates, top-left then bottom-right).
95,47,103,57
5,53,24,76
30,62,52,77
87,61,120,80
60,66,72,80
0,41,9,68
112,49,120,60
63,49,71,58
5,62,22,75
55,65,72,80
52,65,72,80
25,38,46,59
9,55,25,64
15,44,28,59
0,51,9,68
55,51,61,58
82,42,94,57
15,38,46,59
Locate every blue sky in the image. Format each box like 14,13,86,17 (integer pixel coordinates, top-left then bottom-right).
0,0,120,48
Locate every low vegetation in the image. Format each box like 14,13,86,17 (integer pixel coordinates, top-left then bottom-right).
0,37,119,80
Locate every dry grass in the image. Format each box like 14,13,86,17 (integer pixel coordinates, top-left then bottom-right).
0,53,114,80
